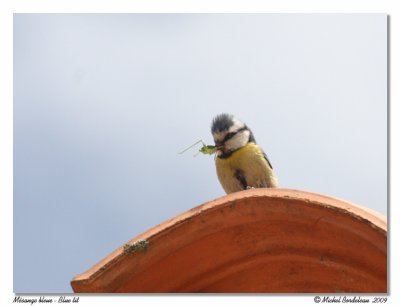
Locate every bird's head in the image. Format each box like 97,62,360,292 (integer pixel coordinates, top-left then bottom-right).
211,114,255,158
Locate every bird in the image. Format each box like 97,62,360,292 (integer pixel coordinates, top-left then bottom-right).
211,113,278,194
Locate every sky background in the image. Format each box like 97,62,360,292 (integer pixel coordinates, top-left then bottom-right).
13,14,387,293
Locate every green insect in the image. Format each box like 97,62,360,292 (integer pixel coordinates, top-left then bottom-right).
179,140,217,156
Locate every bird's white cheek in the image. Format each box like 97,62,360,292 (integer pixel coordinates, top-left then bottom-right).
224,139,236,151
225,130,250,151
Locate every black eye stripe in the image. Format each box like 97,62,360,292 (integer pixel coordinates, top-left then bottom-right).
223,127,247,142
223,132,236,141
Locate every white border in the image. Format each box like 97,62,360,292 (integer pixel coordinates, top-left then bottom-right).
1,1,398,306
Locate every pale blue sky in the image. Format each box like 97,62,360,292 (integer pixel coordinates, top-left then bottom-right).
14,14,387,293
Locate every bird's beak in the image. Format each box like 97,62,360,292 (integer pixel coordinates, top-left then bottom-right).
214,142,224,156
214,140,223,148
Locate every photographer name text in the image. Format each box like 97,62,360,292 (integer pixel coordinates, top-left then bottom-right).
314,296,387,304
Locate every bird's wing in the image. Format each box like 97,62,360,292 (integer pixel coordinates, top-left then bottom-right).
262,150,273,169
234,169,248,190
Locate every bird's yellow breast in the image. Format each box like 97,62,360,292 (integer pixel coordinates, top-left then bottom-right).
216,142,263,168
215,142,277,193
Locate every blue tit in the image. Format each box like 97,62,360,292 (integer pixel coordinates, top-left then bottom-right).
211,113,278,194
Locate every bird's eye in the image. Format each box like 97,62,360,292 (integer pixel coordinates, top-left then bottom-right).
224,132,236,141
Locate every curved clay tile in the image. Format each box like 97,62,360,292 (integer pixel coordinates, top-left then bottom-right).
71,188,387,293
